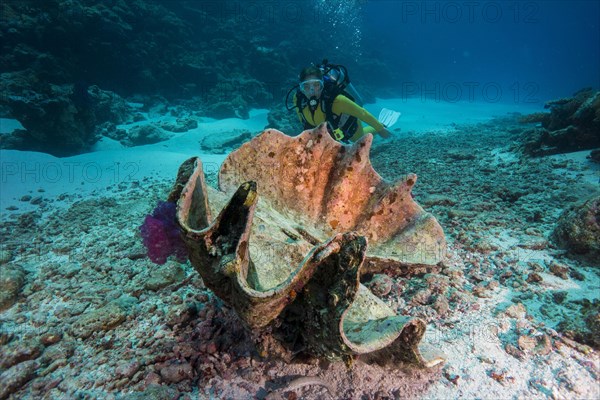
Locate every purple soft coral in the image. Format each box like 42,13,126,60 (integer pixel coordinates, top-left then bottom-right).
140,201,188,264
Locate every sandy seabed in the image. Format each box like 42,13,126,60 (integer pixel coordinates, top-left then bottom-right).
0,100,599,399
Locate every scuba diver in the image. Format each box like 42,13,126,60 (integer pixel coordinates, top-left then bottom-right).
286,60,392,143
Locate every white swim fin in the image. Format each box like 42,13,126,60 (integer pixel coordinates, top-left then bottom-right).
378,108,401,128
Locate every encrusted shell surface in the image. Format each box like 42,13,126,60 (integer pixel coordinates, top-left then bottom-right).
173,125,446,367
219,124,446,272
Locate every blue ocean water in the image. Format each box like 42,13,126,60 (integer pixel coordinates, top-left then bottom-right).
359,0,600,103
287,1,599,103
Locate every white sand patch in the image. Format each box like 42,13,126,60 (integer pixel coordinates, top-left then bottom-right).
0,108,270,218
547,150,600,188
0,149,227,218
367,99,543,135
424,283,600,400
490,148,520,166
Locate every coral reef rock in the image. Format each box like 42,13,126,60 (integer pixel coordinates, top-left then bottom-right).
122,125,170,147
266,105,304,136
172,124,446,367
588,149,600,164
1,84,132,156
551,195,600,266
200,129,254,154
518,88,600,156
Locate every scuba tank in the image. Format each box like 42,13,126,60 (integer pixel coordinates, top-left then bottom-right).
318,59,364,106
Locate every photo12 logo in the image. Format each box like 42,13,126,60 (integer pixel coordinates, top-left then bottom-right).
398,1,540,24
401,81,540,103
1,161,140,185
192,1,322,24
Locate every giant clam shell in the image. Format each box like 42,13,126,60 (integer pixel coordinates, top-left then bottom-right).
173,124,446,367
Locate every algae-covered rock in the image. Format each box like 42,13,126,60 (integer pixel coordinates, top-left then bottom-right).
200,129,254,154
365,274,394,297
0,338,43,370
157,117,198,133
123,125,171,146
70,302,127,339
584,311,600,348
0,264,26,312
557,298,600,349
0,360,38,400
120,384,179,400
159,360,194,383
551,195,600,266
144,263,186,291
0,250,13,265
589,149,600,164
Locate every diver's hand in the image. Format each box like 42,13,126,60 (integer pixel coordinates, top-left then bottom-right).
378,128,392,138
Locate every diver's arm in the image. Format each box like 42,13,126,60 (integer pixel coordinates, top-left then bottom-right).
332,95,385,132
293,93,304,123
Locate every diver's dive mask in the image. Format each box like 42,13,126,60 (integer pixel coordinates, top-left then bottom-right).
300,79,324,98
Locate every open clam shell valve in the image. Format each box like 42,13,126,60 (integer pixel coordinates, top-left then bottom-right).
173,124,446,367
